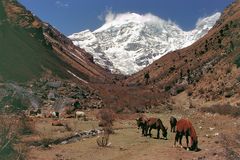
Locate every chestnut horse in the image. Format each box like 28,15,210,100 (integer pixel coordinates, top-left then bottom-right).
146,118,168,139
174,119,198,151
136,116,149,136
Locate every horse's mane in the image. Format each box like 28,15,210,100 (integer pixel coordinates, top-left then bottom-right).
189,124,197,141
185,119,197,143
157,119,167,131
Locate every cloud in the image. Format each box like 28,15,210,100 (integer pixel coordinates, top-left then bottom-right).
55,1,69,8
101,11,169,25
97,7,113,21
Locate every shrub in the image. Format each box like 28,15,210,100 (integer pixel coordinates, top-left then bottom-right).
18,113,35,135
96,109,116,134
96,134,109,147
0,115,25,160
201,104,240,117
96,109,115,147
234,54,240,68
164,85,171,91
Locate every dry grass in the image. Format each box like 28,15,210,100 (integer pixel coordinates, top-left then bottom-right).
201,104,240,117
0,115,26,160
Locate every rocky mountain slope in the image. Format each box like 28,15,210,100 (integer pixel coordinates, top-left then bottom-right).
69,12,221,75
125,0,240,104
0,0,112,83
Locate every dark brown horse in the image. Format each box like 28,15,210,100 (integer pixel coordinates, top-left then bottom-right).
174,118,198,151
170,116,177,132
146,118,168,139
136,115,149,136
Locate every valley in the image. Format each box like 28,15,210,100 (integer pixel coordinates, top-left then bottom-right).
0,0,240,159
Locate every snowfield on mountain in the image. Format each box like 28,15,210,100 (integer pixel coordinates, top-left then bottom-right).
69,12,221,75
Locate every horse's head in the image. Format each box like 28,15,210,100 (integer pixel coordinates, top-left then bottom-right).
162,127,168,139
190,137,198,151
136,118,142,129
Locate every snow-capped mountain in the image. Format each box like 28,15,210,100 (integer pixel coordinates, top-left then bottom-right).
69,12,221,75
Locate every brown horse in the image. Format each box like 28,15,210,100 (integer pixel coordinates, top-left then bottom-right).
146,118,168,139
174,118,198,151
170,116,177,132
136,115,149,136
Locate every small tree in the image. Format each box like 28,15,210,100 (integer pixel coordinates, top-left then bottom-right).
96,109,115,147
144,71,150,85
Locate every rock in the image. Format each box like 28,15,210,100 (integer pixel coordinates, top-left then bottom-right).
213,132,219,136
209,127,215,131
61,141,68,144
46,81,62,88
48,91,56,100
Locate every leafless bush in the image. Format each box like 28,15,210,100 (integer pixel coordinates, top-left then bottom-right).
64,124,72,132
0,115,25,160
96,109,115,147
97,109,115,134
18,113,35,135
96,134,109,147
201,104,240,117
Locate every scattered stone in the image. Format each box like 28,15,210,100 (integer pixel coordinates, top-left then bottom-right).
205,134,210,138
119,146,127,151
209,127,215,131
213,132,219,136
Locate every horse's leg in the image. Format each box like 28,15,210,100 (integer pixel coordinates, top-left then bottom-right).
173,126,176,133
186,135,189,151
174,131,179,147
157,128,160,139
179,133,183,148
149,127,152,137
141,126,144,136
144,125,148,136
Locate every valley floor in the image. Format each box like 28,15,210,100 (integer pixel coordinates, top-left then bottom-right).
25,110,240,160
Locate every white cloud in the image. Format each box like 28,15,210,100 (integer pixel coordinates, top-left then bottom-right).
97,7,113,21
55,1,69,8
101,11,171,26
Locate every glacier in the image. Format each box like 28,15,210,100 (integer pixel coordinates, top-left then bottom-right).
68,12,221,75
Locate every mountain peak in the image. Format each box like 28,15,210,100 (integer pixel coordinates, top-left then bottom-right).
195,12,221,29
69,12,221,75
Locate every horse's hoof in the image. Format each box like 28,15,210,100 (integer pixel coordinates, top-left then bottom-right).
180,145,183,148
186,148,190,151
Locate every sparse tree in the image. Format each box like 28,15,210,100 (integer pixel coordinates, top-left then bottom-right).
144,71,150,85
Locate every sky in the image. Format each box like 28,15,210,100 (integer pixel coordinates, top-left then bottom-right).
18,0,235,36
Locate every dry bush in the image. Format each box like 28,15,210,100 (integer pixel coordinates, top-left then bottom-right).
96,134,109,147
96,109,115,147
38,130,54,148
96,109,115,133
201,104,240,117
18,113,35,135
0,115,25,160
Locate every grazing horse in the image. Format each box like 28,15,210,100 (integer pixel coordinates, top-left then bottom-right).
174,118,198,151
170,116,177,132
136,115,149,136
75,111,86,120
146,118,168,139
